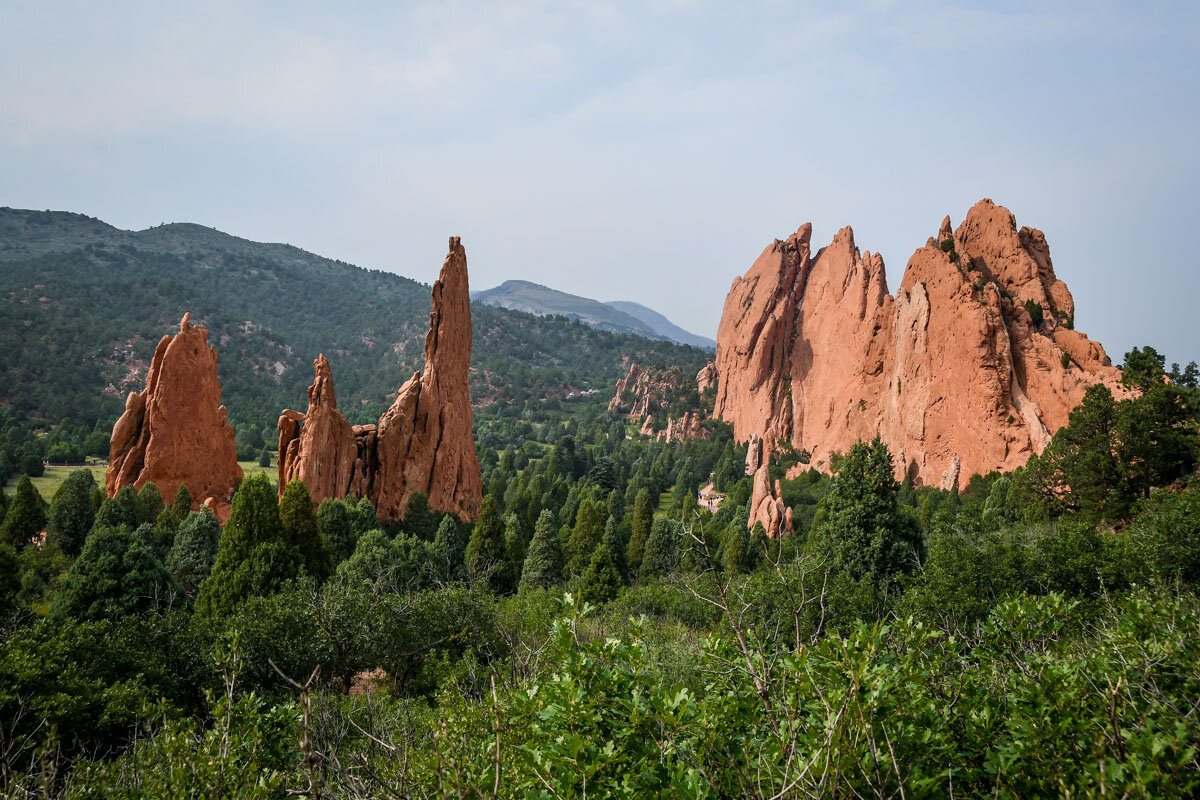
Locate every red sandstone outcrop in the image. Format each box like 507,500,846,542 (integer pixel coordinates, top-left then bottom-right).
107,313,243,516
610,362,712,442
696,362,718,393
277,237,483,522
714,199,1125,493
657,411,709,443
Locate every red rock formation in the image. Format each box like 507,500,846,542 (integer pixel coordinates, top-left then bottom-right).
277,238,483,522
374,237,482,522
714,199,1125,492
696,362,719,393
610,362,712,442
106,313,243,516
657,411,709,443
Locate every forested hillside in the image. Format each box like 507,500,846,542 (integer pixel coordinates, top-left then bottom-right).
0,207,709,470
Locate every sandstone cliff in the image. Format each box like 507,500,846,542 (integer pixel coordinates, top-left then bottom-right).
277,237,483,522
107,313,243,515
714,199,1124,490
609,361,712,442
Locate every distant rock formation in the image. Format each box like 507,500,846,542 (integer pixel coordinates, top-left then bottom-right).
659,411,709,444
714,199,1125,489
277,237,483,522
106,313,243,516
609,361,711,442
696,362,719,393
748,436,793,538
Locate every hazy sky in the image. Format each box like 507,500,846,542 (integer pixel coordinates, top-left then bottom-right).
2,1,1197,364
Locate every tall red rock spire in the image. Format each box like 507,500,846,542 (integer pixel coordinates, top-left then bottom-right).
106,313,243,515
277,237,483,522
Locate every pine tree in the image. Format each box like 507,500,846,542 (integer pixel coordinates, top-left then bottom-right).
94,485,144,531
639,518,681,581
0,475,45,549
720,525,749,574
257,448,271,468
318,498,357,566
345,495,380,539
579,543,621,605
628,488,653,577
196,473,297,620
431,514,467,584
403,491,440,541
51,526,177,622
0,544,19,619
47,468,96,557
602,515,629,585
568,497,606,575
520,509,564,590
504,513,526,574
167,508,221,598
171,484,194,519
809,437,924,589
465,496,513,594
280,479,332,580
606,489,624,525
137,482,165,524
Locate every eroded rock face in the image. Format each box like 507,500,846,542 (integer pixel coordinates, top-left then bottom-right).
106,313,243,516
748,437,793,538
696,362,719,393
714,199,1124,491
609,361,710,442
277,238,483,522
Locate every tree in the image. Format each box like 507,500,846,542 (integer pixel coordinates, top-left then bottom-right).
521,510,564,591
280,480,332,581
465,496,513,594
1,475,45,549
602,515,629,585
257,448,271,468
318,498,357,566
196,473,297,620
47,468,97,557
0,544,20,619
402,491,440,541
51,526,177,622
431,514,467,584
345,495,380,539
504,513,526,573
166,508,221,598
94,485,145,531
579,544,621,605
640,518,681,580
336,529,420,589
568,497,606,575
720,524,749,574
137,482,164,524
171,483,194,519
628,488,653,577
809,437,923,590
22,456,44,478
1121,346,1167,393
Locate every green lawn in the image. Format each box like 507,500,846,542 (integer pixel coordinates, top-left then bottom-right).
4,457,277,504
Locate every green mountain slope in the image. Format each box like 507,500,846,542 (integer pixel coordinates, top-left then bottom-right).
0,208,709,440
605,300,715,350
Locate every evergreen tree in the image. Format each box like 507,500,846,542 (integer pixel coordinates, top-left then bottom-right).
51,526,177,622
520,509,564,591
91,486,105,513
345,495,380,539
402,491,440,541
748,522,768,570
602,515,629,585
606,489,624,525
257,448,271,468
280,479,332,580
465,496,513,594
94,485,144,531
1121,345,1167,393
137,482,164,524
579,543,621,605
504,513,526,573
640,518,681,580
720,524,749,574
0,543,19,619
47,468,96,557
171,483,194,519
337,529,412,588
317,498,357,566
809,437,924,590
568,497,606,575
628,488,654,577
196,473,297,620
431,514,467,584
166,508,221,598
0,475,45,549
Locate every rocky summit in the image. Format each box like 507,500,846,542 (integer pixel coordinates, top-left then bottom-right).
713,199,1125,489
278,237,483,522
106,313,243,515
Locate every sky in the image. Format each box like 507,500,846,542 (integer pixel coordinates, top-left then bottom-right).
1,1,1197,365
